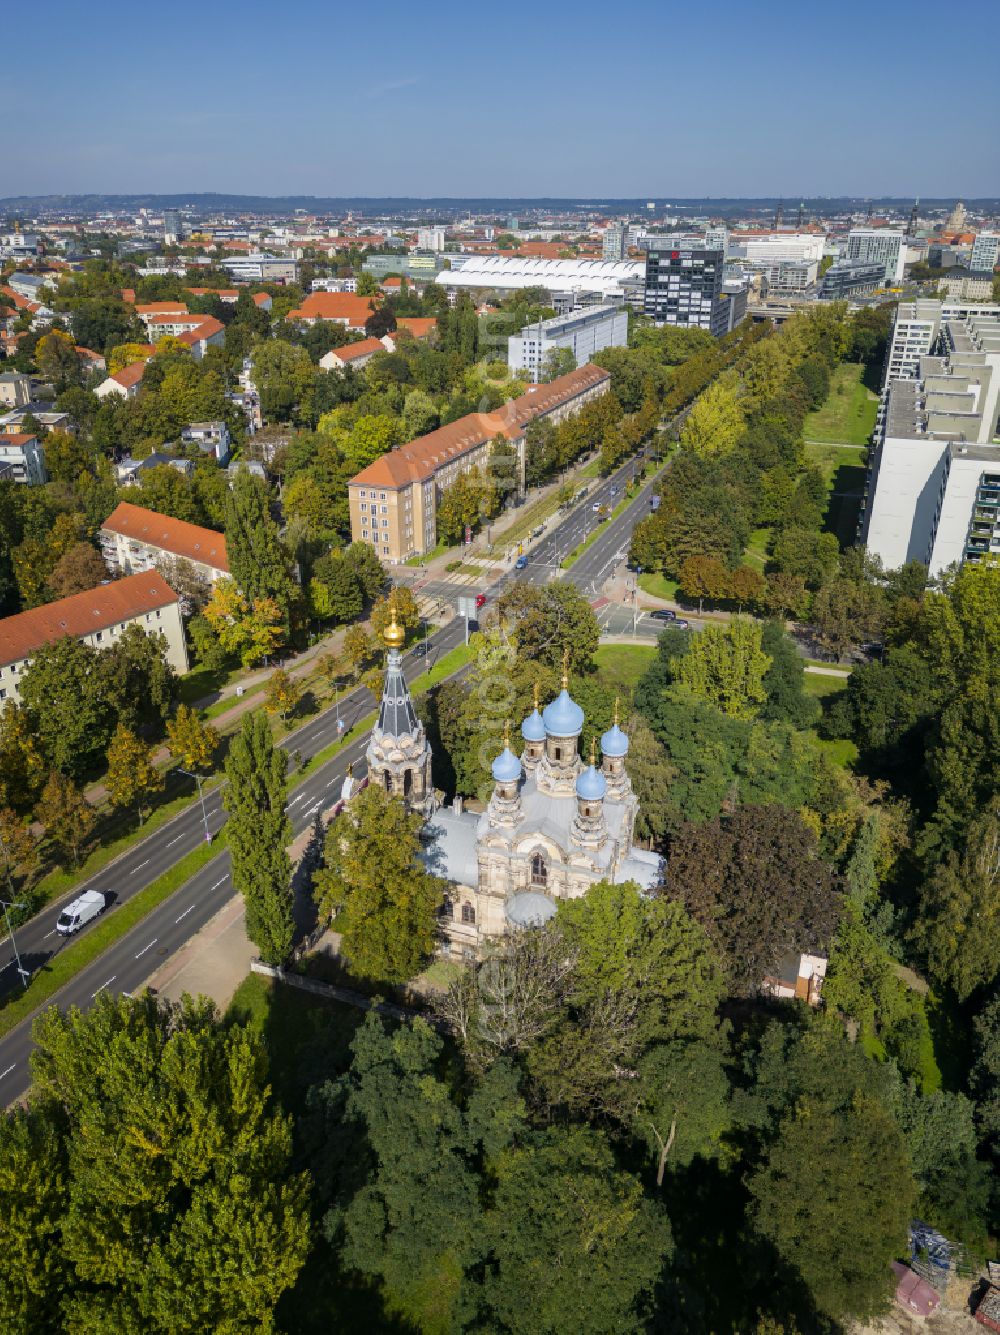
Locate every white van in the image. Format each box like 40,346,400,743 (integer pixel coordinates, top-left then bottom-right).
56,890,108,935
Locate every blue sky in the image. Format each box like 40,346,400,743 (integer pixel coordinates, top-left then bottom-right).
7,0,998,198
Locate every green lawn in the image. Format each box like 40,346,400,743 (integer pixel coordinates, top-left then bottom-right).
803,671,850,699
745,527,771,572
804,441,866,488
638,571,679,601
593,644,656,693
803,362,878,446
816,736,859,769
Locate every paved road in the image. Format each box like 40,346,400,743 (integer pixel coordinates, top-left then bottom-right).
0,448,668,1105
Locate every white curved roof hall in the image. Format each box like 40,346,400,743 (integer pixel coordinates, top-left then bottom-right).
436,254,643,296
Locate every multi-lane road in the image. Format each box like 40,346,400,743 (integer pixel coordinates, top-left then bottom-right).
0,447,668,1105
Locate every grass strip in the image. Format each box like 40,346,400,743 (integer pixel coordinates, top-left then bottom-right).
0,835,225,1040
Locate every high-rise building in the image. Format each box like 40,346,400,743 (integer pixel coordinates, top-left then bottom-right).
417,226,446,253
970,231,1000,276
642,243,728,335
846,228,905,284
163,209,182,245
602,225,627,262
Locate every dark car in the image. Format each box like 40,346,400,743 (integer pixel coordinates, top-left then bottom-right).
649,609,677,622
515,555,528,570
674,618,691,630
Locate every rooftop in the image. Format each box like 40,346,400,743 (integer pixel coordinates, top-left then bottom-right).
101,501,229,571
349,363,609,489
0,571,179,668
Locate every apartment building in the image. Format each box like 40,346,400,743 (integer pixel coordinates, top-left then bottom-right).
885,298,1000,382
180,420,230,462
0,372,32,408
319,338,386,372
0,432,46,484
643,243,728,335
846,228,906,284
94,360,148,400
602,225,627,262
507,305,628,383
417,226,447,252
100,501,229,583
348,364,611,561
861,313,1000,575
0,572,189,706
285,292,377,329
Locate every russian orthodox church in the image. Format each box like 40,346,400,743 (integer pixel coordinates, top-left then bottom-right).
363,609,662,959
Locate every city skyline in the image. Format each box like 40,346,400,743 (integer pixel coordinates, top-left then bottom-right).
10,0,998,199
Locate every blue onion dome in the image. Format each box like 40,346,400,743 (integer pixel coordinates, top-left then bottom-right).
600,722,629,758
542,689,585,738
576,763,607,801
521,709,545,743
492,746,522,784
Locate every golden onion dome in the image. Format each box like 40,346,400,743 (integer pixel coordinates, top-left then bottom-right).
382,602,405,649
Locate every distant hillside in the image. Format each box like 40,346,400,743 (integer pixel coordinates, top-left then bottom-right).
1,193,996,219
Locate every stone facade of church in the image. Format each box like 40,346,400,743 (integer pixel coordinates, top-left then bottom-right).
365,616,661,960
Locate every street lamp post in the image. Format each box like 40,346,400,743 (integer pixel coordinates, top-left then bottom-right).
0,897,30,989
178,769,211,844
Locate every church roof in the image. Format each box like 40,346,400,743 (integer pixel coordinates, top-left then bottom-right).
376,648,418,738
521,708,545,743
600,722,629,757
542,688,584,737
576,764,607,800
506,892,557,927
491,746,522,783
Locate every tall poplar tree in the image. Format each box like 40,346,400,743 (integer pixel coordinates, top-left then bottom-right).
223,470,295,622
223,710,294,967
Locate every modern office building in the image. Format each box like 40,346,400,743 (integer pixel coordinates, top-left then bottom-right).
221,254,298,283
819,259,890,300
507,305,628,383
846,228,906,284
642,243,728,335
348,364,610,561
941,275,994,302
163,209,182,244
727,232,825,266
602,225,627,262
970,231,1000,276
861,313,1000,576
363,253,446,282
0,572,189,706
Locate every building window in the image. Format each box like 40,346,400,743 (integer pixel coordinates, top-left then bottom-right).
461,903,476,925
384,773,393,794
530,853,547,888
553,746,561,761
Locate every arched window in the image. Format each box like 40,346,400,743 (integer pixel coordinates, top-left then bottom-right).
403,769,412,797
461,903,476,925
384,772,393,794
530,853,547,888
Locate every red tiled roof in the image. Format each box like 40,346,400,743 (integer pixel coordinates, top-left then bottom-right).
121,288,136,303
75,346,104,363
327,337,384,362
176,316,225,345
0,571,180,668
349,363,609,490
285,292,377,326
111,361,148,389
101,502,229,571
185,287,239,300
395,317,437,339
136,302,189,316
1,287,39,312
0,432,39,446
251,292,271,306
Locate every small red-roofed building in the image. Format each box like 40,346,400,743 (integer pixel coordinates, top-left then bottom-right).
319,337,386,372
94,359,149,400
176,316,225,360
285,292,377,329
75,346,106,374
251,291,273,312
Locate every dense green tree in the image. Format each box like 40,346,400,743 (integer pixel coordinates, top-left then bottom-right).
675,617,772,720
19,636,113,778
314,785,443,983
98,623,178,735
104,723,164,824
26,992,310,1331
0,1107,67,1331
483,1125,673,1335
224,469,296,621
759,620,819,728
665,805,841,995
497,581,600,673
0,702,46,815
223,710,294,966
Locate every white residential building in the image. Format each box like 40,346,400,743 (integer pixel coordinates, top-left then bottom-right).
885,298,1000,382
861,314,1000,576
846,228,906,284
0,573,189,706
0,433,46,484
417,226,446,253
100,501,229,584
508,305,628,383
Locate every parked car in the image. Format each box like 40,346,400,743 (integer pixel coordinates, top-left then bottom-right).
515,555,528,569
675,618,691,630
56,890,108,936
650,609,677,622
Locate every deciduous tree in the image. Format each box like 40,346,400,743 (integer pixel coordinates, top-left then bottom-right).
263,667,302,722
36,771,96,865
675,617,771,720
104,724,164,824
165,703,219,772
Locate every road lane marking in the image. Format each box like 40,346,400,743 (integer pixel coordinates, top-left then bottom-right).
175,906,194,923
165,834,183,848
91,976,115,998
134,939,158,958
43,929,56,938
133,859,150,873
209,878,227,891
0,1064,15,1080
